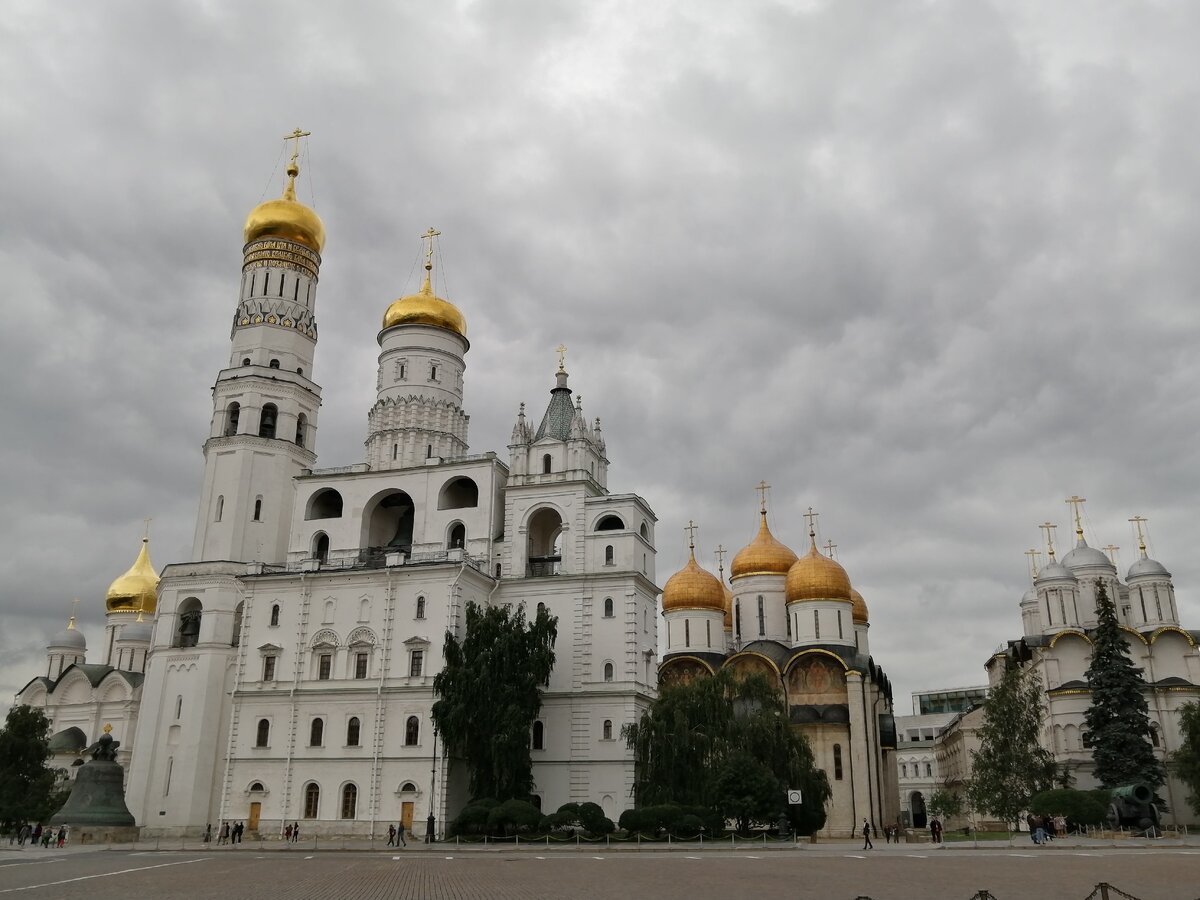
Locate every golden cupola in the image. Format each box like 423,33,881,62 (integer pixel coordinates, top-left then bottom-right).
731,510,798,579
850,588,869,624
382,229,467,339
243,138,326,254
786,531,852,604
662,531,726,613
105,538,160,615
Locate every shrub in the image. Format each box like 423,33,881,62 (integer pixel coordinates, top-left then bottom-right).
486,798,544,835
1028,788,1108,827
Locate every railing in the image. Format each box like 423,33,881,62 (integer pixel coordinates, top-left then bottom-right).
246,550,486,576
527,556,562,578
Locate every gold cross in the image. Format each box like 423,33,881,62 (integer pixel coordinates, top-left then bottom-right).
1038,522,1058,560
284,127,310,164
755,480,771,514
556,344,567,372
803,506,819,538
69,598,80,627
1065,496,1086,540
824,539,837,560
1103,544,1120,565
1129,515,1148,553
684,519,698,550
420,227,441,269
143,516,153,540
714,544,727,576
1024,548,1041,580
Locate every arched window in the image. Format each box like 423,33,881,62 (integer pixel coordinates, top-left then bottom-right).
256,719,270,747
297,367,303,376
1150,724,1161,748
270,604,280,627
231,601,243,647
542,454,552,474
303,783,319,818
305,489,343,520
258,404,277,439
242,357,251,366
340,784,357,819
224,402,240,436
269,359,280,369
495,563,502,578
415,596,426,620
310,718,324,747
400,781,418,793
602,719,613,740
253,497,263,521
214,495,224,522
313,532,329,563
404,716,419,746
596,515,624,531
295,413,307,448
249,781,264,792
833,744,843,780
176,598,202,648
603,597,614,618
346,717,360,747
640,522,649,540
604,545,614,566
532,720,545,750
175,695,183,719
447,522,465,550
603,662,614,682
438,477,479,510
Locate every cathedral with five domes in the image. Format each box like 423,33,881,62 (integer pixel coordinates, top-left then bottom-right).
17,134,898,839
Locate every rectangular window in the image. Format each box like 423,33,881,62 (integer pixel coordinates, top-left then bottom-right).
757,596,765,637
684,620,690,648
409,650,424,677
318,654,332,680
354,652,368,680
705,620,711,648
263,656,276,681
813,610,820,640
837,610,844,639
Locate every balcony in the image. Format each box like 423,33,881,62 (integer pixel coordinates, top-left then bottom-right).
527,556,561,578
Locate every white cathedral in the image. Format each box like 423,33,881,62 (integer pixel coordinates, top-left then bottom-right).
17,139,902,840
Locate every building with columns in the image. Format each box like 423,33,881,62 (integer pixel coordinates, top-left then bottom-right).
657,501,900,837
18,138,659,839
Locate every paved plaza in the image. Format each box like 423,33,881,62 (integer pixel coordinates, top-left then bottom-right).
1,843,1198,900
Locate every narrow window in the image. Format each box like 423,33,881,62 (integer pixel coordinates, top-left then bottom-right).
263,656,276,681
735,602,742,640
542,454,552,474
354,652,368,679
346,717,360,747
405,716,419,746
602,719,613,740
318,654,332,680
1059,595,1067,623
270,604,280,627
295,413,307,448
278,275,285,297
1150,726,1160,748
837,610,844,639
409,650,424,677
175,695,183,719
684,620,691,648
706,619,711,647
495,563,502,578
392,444,398,460
399,363,406,379
293,280,300,301
813,609,820,640
448,523,465,549
426,444,433,459
269,359,280,369
310,718,324,747
215,495,224,521
256,718,270,747
1154,587,1163,620
164,756,173,797
643,609,647,632
225,402,240,436
1139,589,1148,623
313,533,329,563
341,784,357,819
263,272,271,295
430,364,438,380
297,367,303,376
833,744,843,780
603,597,614,618
303,783,320,818
259,403,277,439
605,545,614,566
604,662,614,682
416,596,426,619
925,763,932,777
786,609,792,638
253,497,263,521
757,595,765,637
532,720,544,750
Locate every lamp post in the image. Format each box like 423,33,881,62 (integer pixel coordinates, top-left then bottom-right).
426,727,438,843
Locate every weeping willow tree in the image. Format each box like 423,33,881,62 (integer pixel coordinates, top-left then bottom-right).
623,670,831,833
432,601,557,801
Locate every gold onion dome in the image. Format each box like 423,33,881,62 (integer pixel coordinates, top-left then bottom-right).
382,268,468,338
850,588,869,625
786,535,852,603
731,512,798,578
243,158,326,254
105,539,160,615
662,548,726,613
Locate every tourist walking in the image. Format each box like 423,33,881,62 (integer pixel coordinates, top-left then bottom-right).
40,828,51,848
387,824,396,846
285,823,293,842
56,826,66,848
862,819,874,850
397,824,406,848
219,821,230,845
291,822,300,843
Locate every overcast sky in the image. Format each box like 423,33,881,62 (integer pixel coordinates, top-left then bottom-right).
3,0,1199,716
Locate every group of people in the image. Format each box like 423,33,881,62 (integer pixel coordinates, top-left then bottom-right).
386,824,408,847
283,822,301,842
862,817,947,848
211,821,245,845
1027,813,1067,844
7,824,68,848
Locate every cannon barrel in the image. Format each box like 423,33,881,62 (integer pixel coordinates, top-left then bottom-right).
1111,784,1153,804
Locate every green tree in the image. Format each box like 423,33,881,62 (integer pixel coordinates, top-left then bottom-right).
712,750,784,833
0,706,57,831
1172,701,1200,816
927,789,965,822
967,663,1056,827
1083,580,1165,789
1028,788,1108,827
624,670,830,834
432,601,557,802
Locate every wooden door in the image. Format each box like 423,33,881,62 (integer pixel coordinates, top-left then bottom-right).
401,801,414,835
248,801,261,832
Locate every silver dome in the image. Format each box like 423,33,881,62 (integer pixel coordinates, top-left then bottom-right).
1061,540,1114,571
48,627,87,650
1035,561,1076,582
1127,556,1170,579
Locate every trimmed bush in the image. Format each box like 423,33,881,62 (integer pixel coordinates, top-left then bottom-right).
1029,788,1109,827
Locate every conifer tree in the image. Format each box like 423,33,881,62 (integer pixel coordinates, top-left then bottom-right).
1172,701,1200,816
0,706,57,831
1083,580,1164,788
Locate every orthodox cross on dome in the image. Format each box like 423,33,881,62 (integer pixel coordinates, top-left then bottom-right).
1038,521,1058,560
824,539,837,560
715,544,727,578
1103,544,1120,565
1129,515,1149,556
1024,548,1041,580
420,227,441,270
556,344,567,372
68,597,80,628
284,127,311,165
684,519,698,552
1065,496,1086,541
142,516,153,540
803,506,819,540
755,480,770,514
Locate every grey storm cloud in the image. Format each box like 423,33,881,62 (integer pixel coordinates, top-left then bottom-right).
3,0,1199,711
